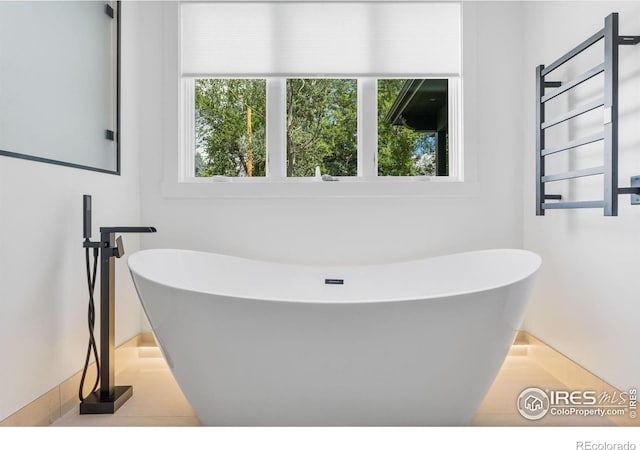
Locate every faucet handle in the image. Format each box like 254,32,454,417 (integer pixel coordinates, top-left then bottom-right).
114,235,125,258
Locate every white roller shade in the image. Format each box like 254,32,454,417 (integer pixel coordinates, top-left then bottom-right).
181,2,461,76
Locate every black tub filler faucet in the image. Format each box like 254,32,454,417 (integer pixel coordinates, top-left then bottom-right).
80,194,156,414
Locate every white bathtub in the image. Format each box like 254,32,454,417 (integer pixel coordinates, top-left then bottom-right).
128,248,541,426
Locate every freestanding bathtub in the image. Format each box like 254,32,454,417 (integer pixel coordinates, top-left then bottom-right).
127,248,541,426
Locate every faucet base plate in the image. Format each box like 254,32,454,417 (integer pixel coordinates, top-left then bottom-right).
79,385,133,415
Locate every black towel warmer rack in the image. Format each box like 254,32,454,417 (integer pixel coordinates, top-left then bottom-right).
536,12,640,216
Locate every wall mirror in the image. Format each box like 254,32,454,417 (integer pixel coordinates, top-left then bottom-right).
0,1,120,174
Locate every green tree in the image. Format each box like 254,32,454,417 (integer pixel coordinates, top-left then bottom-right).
194,78,439,178
286,79,357,177
377,79,437,176
195,79,266,177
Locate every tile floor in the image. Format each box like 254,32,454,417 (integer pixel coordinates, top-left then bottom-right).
53,345,201,427
51,343,615,427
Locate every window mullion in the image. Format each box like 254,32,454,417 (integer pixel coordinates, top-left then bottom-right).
449,77,461,181
266,78,286,179
181,78,195,181
358,78,377,178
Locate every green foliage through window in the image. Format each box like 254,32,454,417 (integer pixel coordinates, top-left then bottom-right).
195,79,266,177
193,78,449,178
286,79,357,177
377,79,448,177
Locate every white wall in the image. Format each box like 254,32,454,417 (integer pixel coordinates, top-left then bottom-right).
8,0,638,423
138,2,525,270
521,1,640,391
0,2,144,421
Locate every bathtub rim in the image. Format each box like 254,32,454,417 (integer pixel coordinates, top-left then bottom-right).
127,248,541,305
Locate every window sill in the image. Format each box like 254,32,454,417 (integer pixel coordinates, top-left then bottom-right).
161,178,480,199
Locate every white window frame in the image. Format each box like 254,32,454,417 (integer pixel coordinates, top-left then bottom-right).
161,1,480,199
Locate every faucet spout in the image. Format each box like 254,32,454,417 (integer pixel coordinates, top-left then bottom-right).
99,227,157,259
100,226,157,233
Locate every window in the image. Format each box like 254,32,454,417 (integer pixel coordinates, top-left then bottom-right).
181,2,461,184
195,79,266,177
286,79,357,177
378,79,449,177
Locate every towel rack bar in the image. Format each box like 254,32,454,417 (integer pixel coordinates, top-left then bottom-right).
541,166,604,183
541,29,604,76
541,99,604,130
542,201,606,210
618,177,640,198
541,132,604,157
619,36,640,45
618,187,640,195
541,63,605,103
